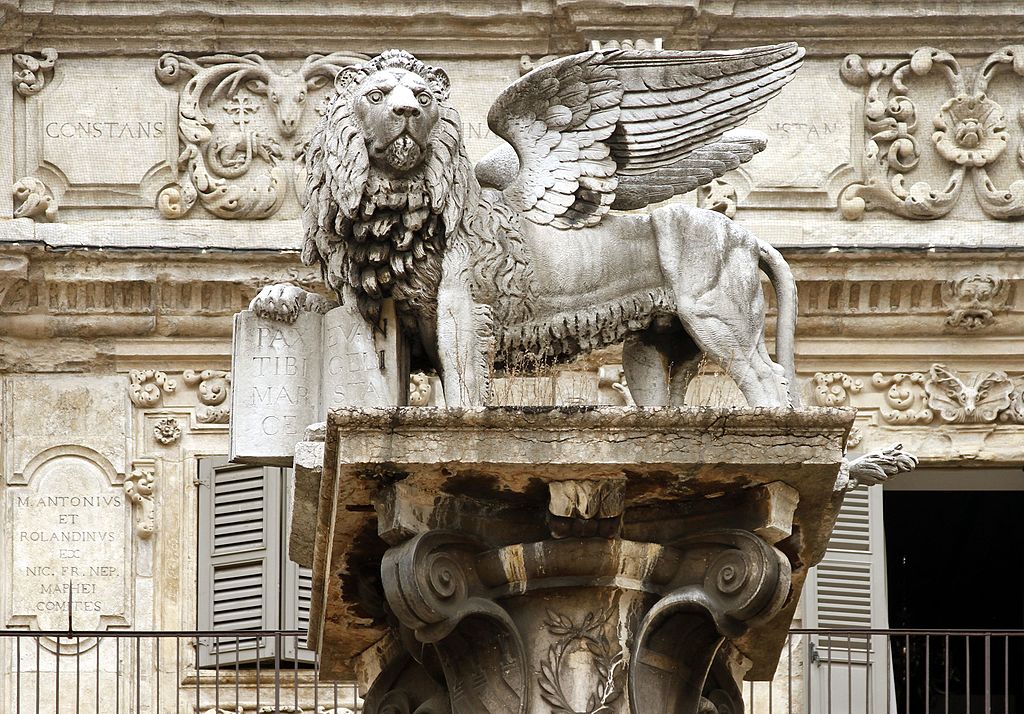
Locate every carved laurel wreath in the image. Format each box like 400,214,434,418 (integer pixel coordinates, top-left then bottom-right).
538,608,625,714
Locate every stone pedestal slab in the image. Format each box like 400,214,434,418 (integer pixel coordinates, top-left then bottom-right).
290,406,855,713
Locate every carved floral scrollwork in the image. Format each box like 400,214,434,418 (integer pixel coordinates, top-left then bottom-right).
941,273,1011,331
539,607,625,714
128,369,177,408
13,48,58,97
924,364,1013,423
155,51,367,220
12,177,57,222
183,369,232,423
840,46,1024,220
125,466,156,539
812,372,863,407
870,372,933,424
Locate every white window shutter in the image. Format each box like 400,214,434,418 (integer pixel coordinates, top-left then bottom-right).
805,484,894,712
198,458,282,665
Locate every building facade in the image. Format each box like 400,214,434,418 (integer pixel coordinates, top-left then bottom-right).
1,2,1023,712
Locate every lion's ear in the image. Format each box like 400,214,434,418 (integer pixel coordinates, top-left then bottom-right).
427,67,451,101
335,65,366,94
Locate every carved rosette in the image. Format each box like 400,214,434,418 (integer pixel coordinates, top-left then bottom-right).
154,51,367,220
840,46,1024,220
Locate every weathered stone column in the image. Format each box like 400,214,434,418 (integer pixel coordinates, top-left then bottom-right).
292,406,855,714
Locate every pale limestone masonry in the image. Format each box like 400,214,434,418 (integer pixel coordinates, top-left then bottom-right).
1,2,1023,713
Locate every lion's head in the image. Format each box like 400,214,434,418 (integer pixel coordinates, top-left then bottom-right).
340,55,447,173
302,50,471,329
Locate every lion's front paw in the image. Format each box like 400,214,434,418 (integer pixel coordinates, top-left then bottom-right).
249,283,311,324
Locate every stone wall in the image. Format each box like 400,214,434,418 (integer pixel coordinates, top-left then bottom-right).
0,2,1022,712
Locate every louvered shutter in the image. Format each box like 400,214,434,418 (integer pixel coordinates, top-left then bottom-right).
198,458,282,665
281,467,317,663
805,484,894,712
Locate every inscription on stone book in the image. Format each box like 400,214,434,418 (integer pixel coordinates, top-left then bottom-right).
9,454,129,630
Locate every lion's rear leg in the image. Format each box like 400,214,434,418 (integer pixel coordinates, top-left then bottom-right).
676,304,789,407
623,320,702,407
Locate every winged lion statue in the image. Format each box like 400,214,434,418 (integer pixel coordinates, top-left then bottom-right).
251,44,805,408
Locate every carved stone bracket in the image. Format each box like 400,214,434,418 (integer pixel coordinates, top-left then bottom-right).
125,464,156,539
154,51,367,220
12,177,57,221
13,48,58,97
840,46,1024,220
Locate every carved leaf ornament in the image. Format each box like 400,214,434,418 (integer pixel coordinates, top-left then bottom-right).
539,608,625,714
841,46,1024,220
155,51,366,219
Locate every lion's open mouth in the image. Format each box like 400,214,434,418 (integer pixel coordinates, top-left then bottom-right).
384,134,423,171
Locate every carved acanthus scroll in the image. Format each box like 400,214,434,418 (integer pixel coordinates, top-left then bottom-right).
155,51,367,220
13,177,57,222
841,46,1024,220
125,466,156,539
13,49,58,97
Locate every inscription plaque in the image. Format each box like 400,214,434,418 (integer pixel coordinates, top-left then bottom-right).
9,449,130,631
22,58,177,207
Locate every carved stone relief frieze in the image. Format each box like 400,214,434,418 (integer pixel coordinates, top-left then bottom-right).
810,366,1024,427
13,48,58,97
155,51,367,220
841,46,1024,220
941,273,1011,331
128,368,231,424
697,177,738,217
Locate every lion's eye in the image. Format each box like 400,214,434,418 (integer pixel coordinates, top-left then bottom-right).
417,92,431,106
366,90,384,104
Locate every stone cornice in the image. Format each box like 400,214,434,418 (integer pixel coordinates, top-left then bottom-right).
1,1,1023,56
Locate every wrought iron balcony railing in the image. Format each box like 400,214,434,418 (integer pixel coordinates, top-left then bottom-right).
1,628,1022,713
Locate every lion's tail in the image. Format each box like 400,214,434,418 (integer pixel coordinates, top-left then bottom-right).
758,239,799,407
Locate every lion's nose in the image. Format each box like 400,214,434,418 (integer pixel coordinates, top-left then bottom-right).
392,103,420,118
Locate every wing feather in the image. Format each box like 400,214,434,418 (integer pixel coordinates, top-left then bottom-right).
486,42,802,227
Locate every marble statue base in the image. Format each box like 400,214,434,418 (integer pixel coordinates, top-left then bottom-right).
288,406,855,714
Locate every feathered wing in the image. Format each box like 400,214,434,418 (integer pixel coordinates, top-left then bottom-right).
487,43,804,228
